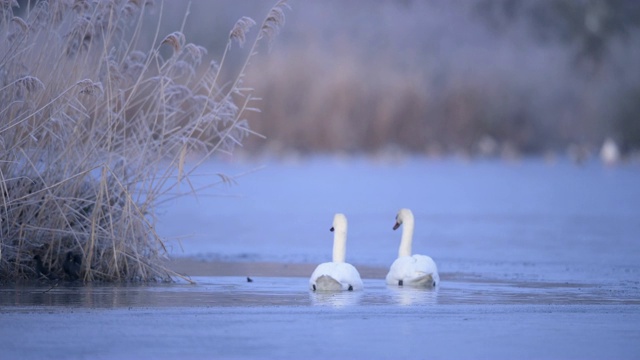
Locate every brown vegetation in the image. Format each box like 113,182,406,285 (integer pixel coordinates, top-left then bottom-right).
238,0,640,158
0,0,287,282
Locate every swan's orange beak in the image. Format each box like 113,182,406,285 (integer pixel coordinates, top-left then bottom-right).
330,227,335,232
393,222,400,230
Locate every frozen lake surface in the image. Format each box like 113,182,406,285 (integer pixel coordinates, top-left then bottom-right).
159,156,639,284
3,305,638,359
2,157,639,359
2,276,639,359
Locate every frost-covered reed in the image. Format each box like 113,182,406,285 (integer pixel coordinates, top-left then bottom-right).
0,0,288,282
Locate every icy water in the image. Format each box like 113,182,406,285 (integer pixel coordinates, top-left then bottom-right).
1,276,639,359
157,156,639,266
157,156,640,290
2,157,640,359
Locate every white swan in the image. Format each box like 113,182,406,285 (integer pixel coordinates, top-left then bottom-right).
309,213,363,291
386,208,439,288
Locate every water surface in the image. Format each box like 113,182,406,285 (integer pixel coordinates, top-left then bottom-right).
3,157,639,359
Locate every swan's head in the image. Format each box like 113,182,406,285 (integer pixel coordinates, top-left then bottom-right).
330,213,348,233
393,208,414,230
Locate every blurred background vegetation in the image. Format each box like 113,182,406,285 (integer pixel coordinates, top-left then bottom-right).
20,0,640,159
240,0,638,159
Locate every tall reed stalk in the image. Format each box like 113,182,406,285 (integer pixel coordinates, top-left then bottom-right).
0,0,288,282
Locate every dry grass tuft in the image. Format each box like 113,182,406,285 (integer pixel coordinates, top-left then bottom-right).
0,0,287,283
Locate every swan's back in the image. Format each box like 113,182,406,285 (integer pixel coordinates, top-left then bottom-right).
310,262,363,291
386,254,439,288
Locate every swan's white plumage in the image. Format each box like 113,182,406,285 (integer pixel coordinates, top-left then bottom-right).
310,263,362,291
309,214,363,291
386,254,439,287
386,208,439,288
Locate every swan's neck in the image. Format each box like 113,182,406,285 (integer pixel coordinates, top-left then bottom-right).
332,229,347,263
398,217,414,257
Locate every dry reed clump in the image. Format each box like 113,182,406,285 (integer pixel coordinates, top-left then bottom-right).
0,0,288,282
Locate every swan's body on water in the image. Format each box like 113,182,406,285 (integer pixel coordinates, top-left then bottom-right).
309,214,363,291
386,208,439,288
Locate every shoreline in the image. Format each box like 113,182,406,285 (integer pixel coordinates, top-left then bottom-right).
165,256,388,279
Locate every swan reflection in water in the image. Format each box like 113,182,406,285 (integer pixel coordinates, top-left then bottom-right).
309,289,363,307
387,285,439,306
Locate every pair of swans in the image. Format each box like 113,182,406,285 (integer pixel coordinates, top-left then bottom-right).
309,208,439,291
